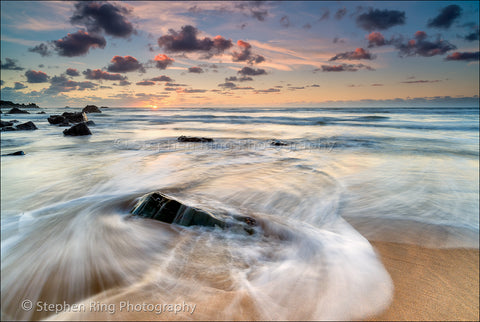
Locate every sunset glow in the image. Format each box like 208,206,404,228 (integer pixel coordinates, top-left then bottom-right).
1,1,478,108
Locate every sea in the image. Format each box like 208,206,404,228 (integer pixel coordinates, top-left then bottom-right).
1,106,479,320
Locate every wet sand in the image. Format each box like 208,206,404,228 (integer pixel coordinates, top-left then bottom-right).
49,240,479,321
368,241,479,321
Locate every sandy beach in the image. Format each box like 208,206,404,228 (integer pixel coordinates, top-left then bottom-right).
46,239,479,321
369,241,479,321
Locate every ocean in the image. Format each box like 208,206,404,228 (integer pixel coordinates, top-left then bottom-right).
1,106,479,320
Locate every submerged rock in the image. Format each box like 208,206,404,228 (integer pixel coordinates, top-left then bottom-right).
37,111,46,114
62,112,88,123
86,120,95,126
16,121,37,130
177,135,214,142
63,122,92,136
82,105,102,113
131,192,257,234
7,107,30,114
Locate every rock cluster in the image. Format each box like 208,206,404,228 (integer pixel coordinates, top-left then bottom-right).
177,136,214,142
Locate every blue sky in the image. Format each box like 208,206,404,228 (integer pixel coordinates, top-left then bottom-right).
1,1,479,108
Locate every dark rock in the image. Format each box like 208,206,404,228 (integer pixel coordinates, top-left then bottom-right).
100,106,109,109
16,121,37,130
63,122,92,136
86,120,95,126
82,105,102,113
271,139,289,146
37,111,46,114
1,126,16,132
11,120,19,123
1,120,14,127
130,192,257,234
48,115,67,125
8,107,30,114
3,151,25,156
62,112,88,123
177,135,214,143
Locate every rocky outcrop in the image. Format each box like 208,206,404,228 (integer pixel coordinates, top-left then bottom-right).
82,105,102,113
37,111,46,114
63,122,92,136
0,100,39,109
7,107,30,114
130,192,257,234
16,121,37,130
177,136,214,142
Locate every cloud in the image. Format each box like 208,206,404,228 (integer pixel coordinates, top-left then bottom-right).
66,68,80,76
188,66,204,73
234,2,269,21
218,82,236,89
150,75,172,82
14,82,27,90
166,82,188,87
45,74,97,94
319,8,329,21
52,30,106,57
309,84,320,87
225,76,253,82
316,63,374,72
303,23,312,30
28,43,52,57
154,54,175,69
25,70,49,83
367,32,387,47
371,83,384,86
288,86,305,90
231,40,265,64
117,80,131,86
70,1,135,38
179,88,207,93
158,25,233,58
107,55,145,73
464,27,479,41
445,51,479,62
329,48,375,61
356,9,405,31
238,66,267,76
335,8,347,20
280,15,290,27
395,31,456,57
136,80,155,86
1,58,24,70
427,4,462,29
401,79,442,84
83,68,126,81
255,88,280,94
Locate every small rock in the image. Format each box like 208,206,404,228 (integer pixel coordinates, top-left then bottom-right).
62,112,88,123
1,120,13,127
16,121,37,130
86,120,95,126
37,111,46,114
63,122,92,136
1,126,16,132
177,135,214,142
82,105,102,113
271,139,289,146
3,151,25,156
7,107,30,114
100,106,109,109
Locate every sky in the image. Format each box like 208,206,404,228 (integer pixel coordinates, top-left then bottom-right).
1,1,479,108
